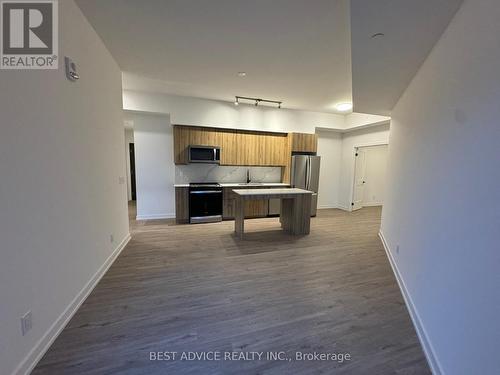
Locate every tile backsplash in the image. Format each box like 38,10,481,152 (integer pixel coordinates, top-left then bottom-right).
175,165,282,184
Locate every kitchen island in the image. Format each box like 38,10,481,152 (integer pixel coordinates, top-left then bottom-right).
232,188,312,238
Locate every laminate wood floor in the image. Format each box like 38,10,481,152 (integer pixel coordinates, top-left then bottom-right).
33,204,430,375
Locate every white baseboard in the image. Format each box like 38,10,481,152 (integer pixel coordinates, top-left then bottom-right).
136,213,175,220
337,204,351,211
317,204,338,209
362,202,383,207
13,233,131,375
378,231,442,375
317,205,351,212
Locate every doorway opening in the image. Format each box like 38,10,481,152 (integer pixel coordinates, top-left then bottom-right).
124,127,136,220
351,144,388,211
124,127,135,208
129,143,136,201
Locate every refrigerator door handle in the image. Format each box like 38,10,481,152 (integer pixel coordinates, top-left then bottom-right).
304,157,309,189
305,157,308,190
306,157,311,190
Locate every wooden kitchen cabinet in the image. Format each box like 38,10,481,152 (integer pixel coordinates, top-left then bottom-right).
173,126,224,164
290,132,318,153
175,187,189,223
244,200,269,218
173,125,289,166
223,187,269,219
220,130,238,165
223,188,235,219
222,130,288,166
173,126,189,164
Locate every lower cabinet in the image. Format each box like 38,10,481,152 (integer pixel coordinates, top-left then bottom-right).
222,191,235,219
223,187,269,219
175,187,189,224
244,200,269,218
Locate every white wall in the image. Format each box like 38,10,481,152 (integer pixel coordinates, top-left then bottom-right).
130,113,175,219
361,145,388,206
317,130,342,208
381,0,500,373
0,2,129,375
338,124,390,210
124,129,134,201
123,90,347,133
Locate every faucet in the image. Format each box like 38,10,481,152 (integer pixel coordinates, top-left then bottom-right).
246,169,251,183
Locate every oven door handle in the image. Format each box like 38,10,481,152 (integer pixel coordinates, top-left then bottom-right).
189,190,222,194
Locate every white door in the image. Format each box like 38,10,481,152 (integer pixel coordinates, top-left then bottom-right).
352,148,366,211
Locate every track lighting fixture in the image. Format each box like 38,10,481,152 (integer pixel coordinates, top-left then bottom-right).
234,96,282,109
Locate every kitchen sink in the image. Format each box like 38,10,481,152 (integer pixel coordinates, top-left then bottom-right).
238,182,263,186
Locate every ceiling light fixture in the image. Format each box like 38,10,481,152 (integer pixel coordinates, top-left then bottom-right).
237,72,247,77
334,102,353,112
235,96,282,109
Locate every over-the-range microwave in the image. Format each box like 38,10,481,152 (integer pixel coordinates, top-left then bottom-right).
188,145,221,164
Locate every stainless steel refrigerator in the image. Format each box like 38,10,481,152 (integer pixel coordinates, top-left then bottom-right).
291,154,321,216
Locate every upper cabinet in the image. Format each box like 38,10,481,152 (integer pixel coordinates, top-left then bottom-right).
173,125,289,166
290,132,318,153
173,125,223,164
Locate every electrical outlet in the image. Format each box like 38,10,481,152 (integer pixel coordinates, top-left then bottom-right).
21,311,32,336
118,176,125,184
110,234,114,243
396,245,400,254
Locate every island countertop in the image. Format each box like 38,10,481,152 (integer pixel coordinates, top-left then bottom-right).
173,182,290,188
232,188,313,199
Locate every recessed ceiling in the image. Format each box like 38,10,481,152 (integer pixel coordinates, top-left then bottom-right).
76,0,464,116
350,0,463,115
76,0,352,113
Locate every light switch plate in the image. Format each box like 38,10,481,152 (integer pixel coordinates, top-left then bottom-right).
21,311,32,336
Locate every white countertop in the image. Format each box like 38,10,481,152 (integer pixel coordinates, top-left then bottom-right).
174,182,290,188
232,188,313,196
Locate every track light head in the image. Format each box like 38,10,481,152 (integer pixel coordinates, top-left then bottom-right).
234,96,282,108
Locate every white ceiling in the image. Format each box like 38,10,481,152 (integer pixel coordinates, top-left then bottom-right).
76,0,352,113
76,0,463,115
350,0,463,115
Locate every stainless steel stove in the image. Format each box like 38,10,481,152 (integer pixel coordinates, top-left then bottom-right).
189,182,222,224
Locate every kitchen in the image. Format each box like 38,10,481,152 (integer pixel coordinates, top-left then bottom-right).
172,125,321,237
9,0,483,373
